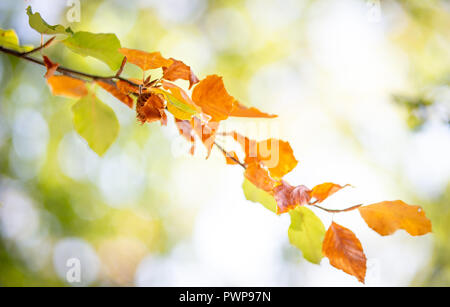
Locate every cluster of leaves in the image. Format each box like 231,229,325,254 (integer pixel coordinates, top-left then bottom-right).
0,7,433,283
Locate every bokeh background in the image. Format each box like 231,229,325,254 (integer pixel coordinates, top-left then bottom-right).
0,0,449,286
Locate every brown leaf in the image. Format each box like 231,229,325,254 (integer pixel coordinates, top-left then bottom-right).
322,222,367,283
118,48,173,71
310,183,351,203
175,119,195,155
192,75,235,122
162,58,199,89
43,55,59,79
273,181,311,214
358,200,432,236
244,162,277,193
230,101,277,118
47,75,88,98
136,93,166,125
96,80,133,108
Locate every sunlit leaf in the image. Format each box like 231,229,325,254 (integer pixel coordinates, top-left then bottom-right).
162,58,199,89
96,80,133,108
47,75,88,98
289,206,326,264
63,31,124,70
310,183,351,203
322,222,367,283
158,81,200,120
230,101,277,118
242,178,277,213
244,162,277,193
27,6,72,35
118,48,173,71
359,200,432,236
72,94,119,156
0,28,33,52
192,75,235,122
175,119,195,155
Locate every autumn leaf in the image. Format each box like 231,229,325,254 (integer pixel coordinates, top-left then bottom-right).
162,58,199,89
117,80,140,95
43,55,59,79
310,183,351,203
289,206,326,264
72,94,119,156
47,75,88,98
222,150,240,165
358,200,432,236
273,181,311,214
242,178,277,213
322,222,367,283
118,48,173,71
192,75,235,122
222,132,298,179
257,139,298,179
27,6,72,35
96,80,133,108
244,162,277,193
63,32,124,70
230,101,277,118
136,93,167,125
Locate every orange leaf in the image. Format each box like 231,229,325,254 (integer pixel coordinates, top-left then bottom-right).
191,117,219,158
192,75,235,122
257,139,298,179
222,150,240,165
221,132,297,179
310,183,351,203
175,119,195,155
43,55,59,79
322,222,367,283
162,58,199,89
230,101,277,118
273,181,311,214
96,80,133,108
244,162,277,193
117,80,140,94
118,48,173,71
358,200,432,236
47,75,88,98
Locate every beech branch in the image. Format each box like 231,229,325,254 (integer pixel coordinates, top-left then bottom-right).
0,44,363,215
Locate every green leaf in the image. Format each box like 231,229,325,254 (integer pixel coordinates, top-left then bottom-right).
26,6,71,35
0,28,33,52
72,94,119,156
288,206,326,264
62,31,124,71
242,178,277,213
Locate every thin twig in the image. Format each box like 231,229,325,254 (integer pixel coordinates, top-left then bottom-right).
21,36,56,56
0,46,139,87
213,141,247,169
311,203,362,213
